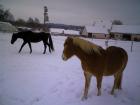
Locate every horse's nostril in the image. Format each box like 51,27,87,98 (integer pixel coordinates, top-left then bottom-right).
62,54,67,61
62,54,64,60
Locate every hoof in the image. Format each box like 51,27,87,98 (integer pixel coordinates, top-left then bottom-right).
81,96,87,101
110,91,114,95
97,91,101,96
97,93,101,96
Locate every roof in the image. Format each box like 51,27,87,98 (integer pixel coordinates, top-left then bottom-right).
85,25,109,34
111,25,140,34
64,30,79,35
50,28,64,34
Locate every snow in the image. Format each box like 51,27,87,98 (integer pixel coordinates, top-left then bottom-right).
50,28,64,34
64,30,79,35
0,22,17,32
0,32,140,105
50,28,80,35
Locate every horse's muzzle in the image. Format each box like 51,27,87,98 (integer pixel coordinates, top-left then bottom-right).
62,54,67,61
11,41,14,44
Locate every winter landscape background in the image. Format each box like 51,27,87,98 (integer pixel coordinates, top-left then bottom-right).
0,32,140,105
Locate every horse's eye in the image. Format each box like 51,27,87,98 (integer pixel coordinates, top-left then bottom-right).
64,44,68,49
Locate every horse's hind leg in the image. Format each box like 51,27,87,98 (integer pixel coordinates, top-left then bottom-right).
116,73,123,89
82,72,92,100
28,42,32,54
111,72,122,95
96,76,103,96
19,42,26,53
111,74,117,95
46,43,51,53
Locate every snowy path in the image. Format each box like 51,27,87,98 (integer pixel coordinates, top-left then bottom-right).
0,32,140,105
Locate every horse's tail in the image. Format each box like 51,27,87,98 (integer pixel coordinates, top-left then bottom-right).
49,34,54,51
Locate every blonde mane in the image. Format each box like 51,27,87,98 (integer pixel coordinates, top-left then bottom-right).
72,37,101,54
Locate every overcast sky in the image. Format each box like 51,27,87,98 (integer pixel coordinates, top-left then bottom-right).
1,0,140,25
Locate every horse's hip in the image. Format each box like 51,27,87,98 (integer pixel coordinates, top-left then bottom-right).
104,48,128,76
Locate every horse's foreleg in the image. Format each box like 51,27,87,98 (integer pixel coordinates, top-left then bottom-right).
28,42,32,54
19,42,26,53
96,76,103,96
82,72,92,100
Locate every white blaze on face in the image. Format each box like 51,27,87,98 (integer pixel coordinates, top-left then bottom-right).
62,53,67,61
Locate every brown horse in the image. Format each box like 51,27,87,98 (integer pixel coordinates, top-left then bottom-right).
62,37,128,100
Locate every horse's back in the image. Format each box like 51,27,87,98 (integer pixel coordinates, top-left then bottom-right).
40,32,50,37
104,46,128,76
21,31,50,42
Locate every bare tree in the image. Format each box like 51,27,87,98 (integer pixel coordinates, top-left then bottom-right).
0,4,15,22
27,17,34,23
34,18,40,24
112,20,123,25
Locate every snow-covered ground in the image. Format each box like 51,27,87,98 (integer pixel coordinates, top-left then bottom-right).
0,22,17,32
0,32,140,105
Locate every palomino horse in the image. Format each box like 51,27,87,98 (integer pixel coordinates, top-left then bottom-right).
11,31,54,54
62,37,128,100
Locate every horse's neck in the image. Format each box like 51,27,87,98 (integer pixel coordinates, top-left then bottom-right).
74,45,104,64
18,34,23,38
74,46,92,61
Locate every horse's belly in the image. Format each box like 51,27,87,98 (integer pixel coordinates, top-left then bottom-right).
103,61,123,76
31,39,42,42
103,70,118,76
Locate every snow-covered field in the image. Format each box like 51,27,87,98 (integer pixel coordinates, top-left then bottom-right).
0,32,140,105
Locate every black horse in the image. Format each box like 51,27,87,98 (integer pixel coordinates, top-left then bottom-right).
11,31,54,54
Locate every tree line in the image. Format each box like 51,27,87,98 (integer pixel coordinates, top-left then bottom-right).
0,4,42,28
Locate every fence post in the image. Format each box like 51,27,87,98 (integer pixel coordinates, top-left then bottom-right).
105,40,108,48
131,41,133,52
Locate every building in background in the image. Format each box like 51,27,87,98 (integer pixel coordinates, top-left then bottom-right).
82,25,109,39
110,25,140,41
82,20,112,39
